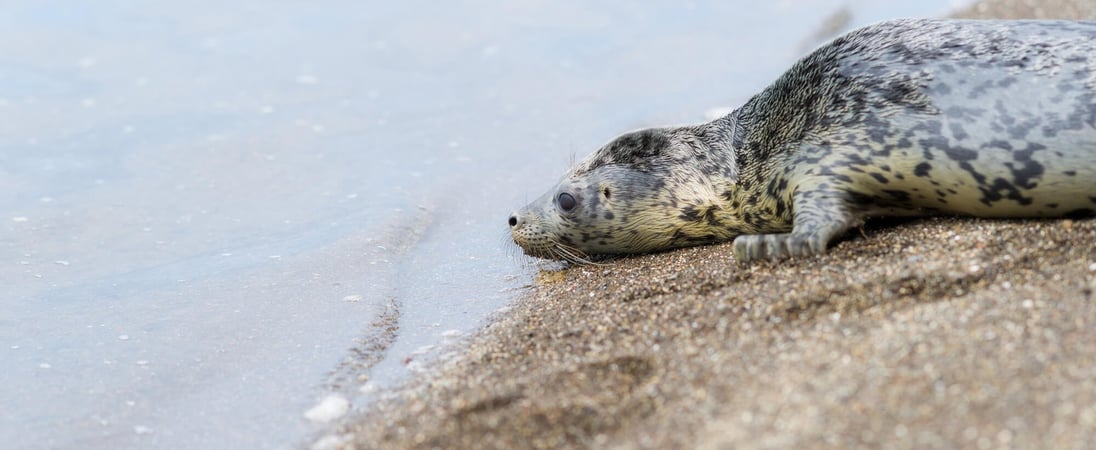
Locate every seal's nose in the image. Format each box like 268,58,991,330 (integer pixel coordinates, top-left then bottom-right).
508,214,520,228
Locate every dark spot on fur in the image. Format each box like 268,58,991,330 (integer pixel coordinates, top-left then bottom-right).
704,208,721,226
949,122,969,140
882,190,912,202
832,174,853,183
944,146,977,162
914,162,932,177
845,191,876,208
1004,143,1046,189
680,206,701,222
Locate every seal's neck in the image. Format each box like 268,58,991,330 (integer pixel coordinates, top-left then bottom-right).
718,103,774,173
689,111,744,180
696,115,734,151
708,111,744,150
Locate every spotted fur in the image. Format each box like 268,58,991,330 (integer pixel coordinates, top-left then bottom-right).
509,19,1096,263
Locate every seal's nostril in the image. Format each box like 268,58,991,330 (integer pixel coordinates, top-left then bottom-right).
508,215,518,227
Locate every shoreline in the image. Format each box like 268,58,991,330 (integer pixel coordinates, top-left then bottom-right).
341,2,1096,448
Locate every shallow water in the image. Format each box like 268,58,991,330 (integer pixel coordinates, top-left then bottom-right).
1,1,966,448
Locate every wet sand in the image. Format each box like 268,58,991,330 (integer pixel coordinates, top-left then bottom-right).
340,1,1096,448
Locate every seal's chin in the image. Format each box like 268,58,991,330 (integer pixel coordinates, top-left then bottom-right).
515,243,550,259
516,240,599,265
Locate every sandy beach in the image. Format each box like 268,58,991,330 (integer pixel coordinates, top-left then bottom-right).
340,1,1096,448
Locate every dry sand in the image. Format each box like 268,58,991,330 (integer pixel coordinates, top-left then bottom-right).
339,1,1096,448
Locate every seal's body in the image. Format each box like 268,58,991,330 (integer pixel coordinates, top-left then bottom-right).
509,19,1096,263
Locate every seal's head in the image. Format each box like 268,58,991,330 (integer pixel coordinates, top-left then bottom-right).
508,125,745,263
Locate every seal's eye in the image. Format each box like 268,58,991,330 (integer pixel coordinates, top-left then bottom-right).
558,192,576,212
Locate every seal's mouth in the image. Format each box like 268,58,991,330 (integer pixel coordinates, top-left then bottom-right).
517,240,600,265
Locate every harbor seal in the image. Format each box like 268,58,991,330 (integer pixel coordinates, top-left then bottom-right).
508,18,1096,264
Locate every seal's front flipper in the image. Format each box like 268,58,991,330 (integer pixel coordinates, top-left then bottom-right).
733,232,825,262
732,182,862,263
